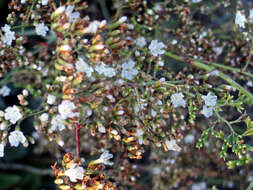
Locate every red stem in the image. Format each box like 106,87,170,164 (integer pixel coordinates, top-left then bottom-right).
75,123,80,159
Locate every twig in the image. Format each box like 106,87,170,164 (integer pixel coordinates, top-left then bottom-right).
0,163,54,176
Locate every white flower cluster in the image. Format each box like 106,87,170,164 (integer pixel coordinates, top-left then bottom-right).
121,59,139,80
83,20,106,34
170,93,186,108
4,105,22,124
66,5,80,23
95,62,117,78
58,100,79,119
201,92,217,118
75,58,94,78
35,23,49,37
8,130,26,147
0,85,11,97
235,9,253,28
1,24,16,46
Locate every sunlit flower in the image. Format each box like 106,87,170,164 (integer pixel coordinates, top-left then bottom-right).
202,92,217,107
35,23,49,37
58,100,79,119
149,40,166,56
47,94,56,105
65,163,84,182
171,93,186,108
50,115,65,131
4,105,22,124
165,139,181,151
235,11,246,28
0,85,11,97
40,113,49,122
97,150,113,165
8,130,26,147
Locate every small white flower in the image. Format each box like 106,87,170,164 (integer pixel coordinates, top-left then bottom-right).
191,182,206,190
136,37,147,47
58,100,79,119
250,9,253,22
151,109,157,117
148,40,166,57
246,81,253,87
201,106,213,118
184,134,195,144
121,59,139,80
35,23,49,37
50,114,65,131
171,93,186,108
97,150,113,165
75,58,94,78
235,11,247,28
4,105,22,124
1,24,16,46
65,163,84,182
0,143,4,157
213,47,223,56
0,85,11,97
157,60,164,66
118,16,127,23
21,0,27,3
202,92,217,107
95,63,116,77
98,123,106,133
83,21,101,34
0,123,7,130
41,0,49,5
66,5,80,22
8,130,26,147
136,128,144,145
165,139,181,151
47,94,56,105
40,113,49,122
192,0,202,3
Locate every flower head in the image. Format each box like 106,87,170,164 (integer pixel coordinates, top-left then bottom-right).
148,40,166,57
75,58,94,77
41,0,49,5
1,24,16,46
202,92,217,107
235,11,247,28
50,115,65,132
4,105,22,124
97,150,113,166
66,5,80,22
136,37,147,47
8,130,26,147
201,105,213,118
65,163,84,182
35,23,49,37
58,100,79,119
0,85,11,97
165,139,181,152
47,94,56,105
121,59,138,80
171,93,186,108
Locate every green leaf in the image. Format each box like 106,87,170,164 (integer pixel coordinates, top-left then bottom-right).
246,116,253,130
242,128,253,136
0,174,21,190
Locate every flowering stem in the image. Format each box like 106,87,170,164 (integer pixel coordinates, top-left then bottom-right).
75,123,81,159
165,51,253,102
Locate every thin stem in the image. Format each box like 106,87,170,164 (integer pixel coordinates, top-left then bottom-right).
75,123,81,159
214,109,236,134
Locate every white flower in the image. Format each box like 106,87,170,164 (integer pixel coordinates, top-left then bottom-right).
41,0,49,5
184,134,195,144
40,113,49,122
8,130,26,147
95,63,116,77
191,182,206,190
97,150,113,165
47,94,56,105
171,93,186,108
148,40,166,57
0,123,7,130
121,59,139,80
235,11,247,28
21,0,27,3
250,9,253,22
118,16,127,23
1,24,16,46
136,129,144,145
98,123,106,133
213,47,223,56
83,21,101,34
0,85,11,97
65,163,84,182
4,105,22,124
201,106,213,118
0,143,4,157
202,92,217,107
50,115,65,131
66,5,80,22
58,100,79,119
192,0,202,3
35,23,49,37
136,37,147,47
165,139,181,151
75,58,94,78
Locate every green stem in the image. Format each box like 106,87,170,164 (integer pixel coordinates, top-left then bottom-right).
165,52,253,102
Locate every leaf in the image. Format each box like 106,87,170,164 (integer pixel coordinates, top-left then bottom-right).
246,116,253,130
242,128,253,137
0,174,21,190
